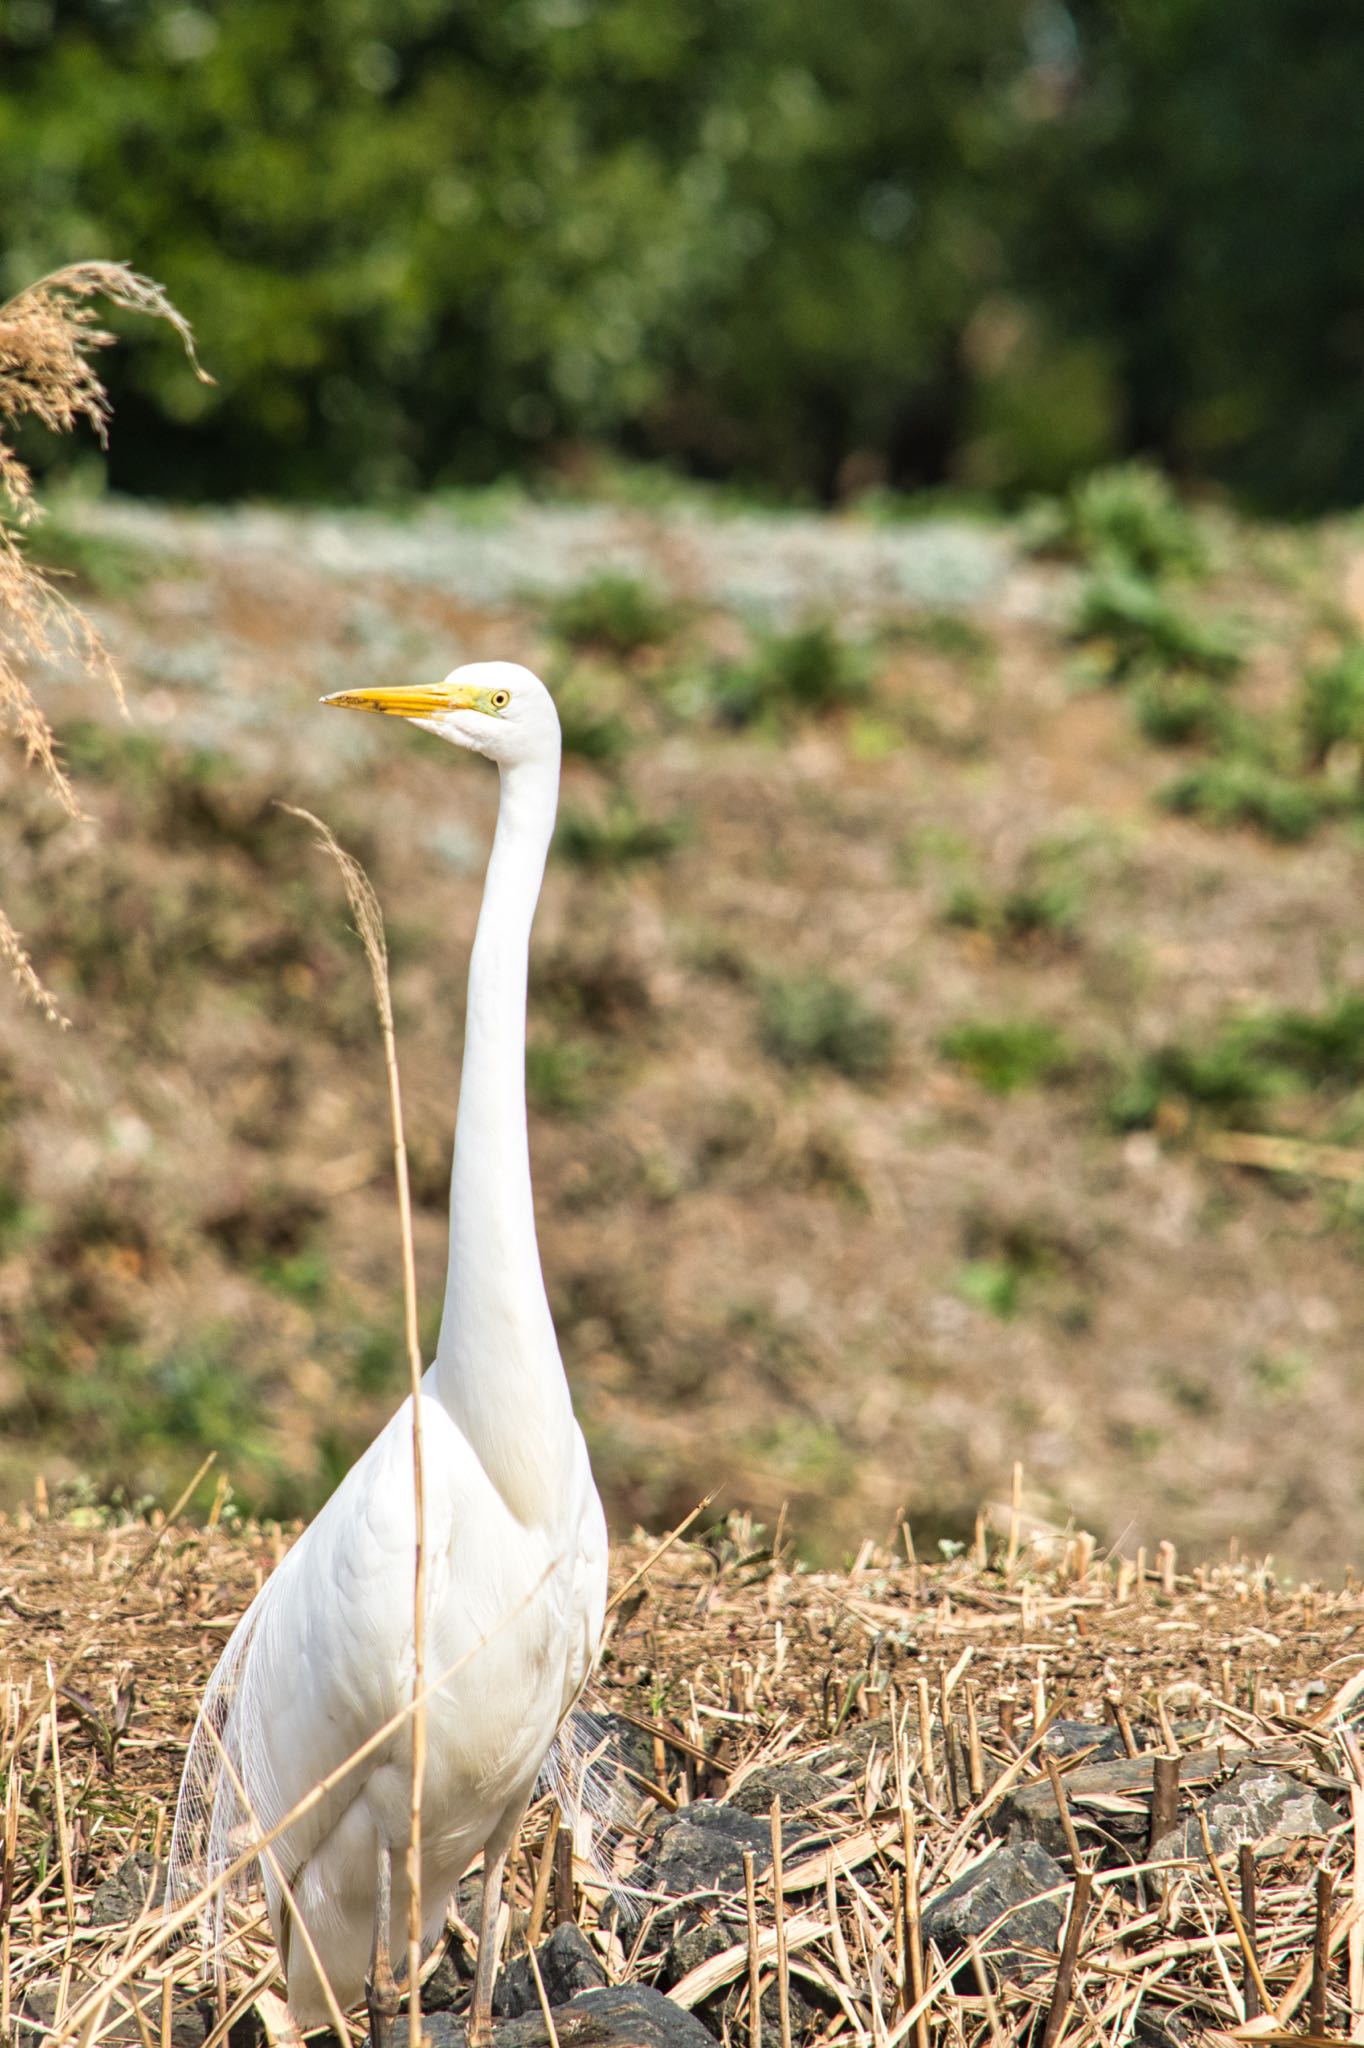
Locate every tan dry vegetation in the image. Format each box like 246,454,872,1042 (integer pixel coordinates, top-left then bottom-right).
0,263,205,1018
1,1504,1363,2045
4,496,1364,1569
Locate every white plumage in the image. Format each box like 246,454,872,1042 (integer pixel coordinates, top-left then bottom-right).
168,663,608,2038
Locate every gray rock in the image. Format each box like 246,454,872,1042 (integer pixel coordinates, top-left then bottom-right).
1153,1764,1341,1862
1132,2016,1192,2048
1041,1720,1137,1766
995,1750,1225,1863
88,1853,164,1927
639,1802,776,1901
18,1982,207,2048
398,1983,718,2048
728,1763,843,1820
921,1840,1066,1983
494,1926,609,2019
662,1920,824,2045
661,1921,733,1989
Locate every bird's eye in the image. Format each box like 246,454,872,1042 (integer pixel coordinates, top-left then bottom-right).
490,689,511,710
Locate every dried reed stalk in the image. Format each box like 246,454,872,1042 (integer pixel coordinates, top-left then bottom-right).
524,1940,562,2048
769,1795,792,2048
280,808,428,2043
0,264,207,1022
744,1849,762,2048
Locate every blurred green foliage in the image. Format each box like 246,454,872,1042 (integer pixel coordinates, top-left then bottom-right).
547,573,676,654
940,1016,1071,1093
6,0,1364,506
759,973,894,1083
1111,994,1364,1130
709,622,870,727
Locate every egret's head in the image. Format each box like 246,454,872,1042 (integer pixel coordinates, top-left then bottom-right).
322,661,560,769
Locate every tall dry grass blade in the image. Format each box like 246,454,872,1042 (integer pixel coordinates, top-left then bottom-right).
1340,1727,1364,2034
1198,1812,1272,2017
281,804,428,2043
606,1489,716,1616
744,1849,763,2048
0,262,208,1019
0,903,67,1027
769,1796,792,2048
524,1940,562,2048
526,1807,560,1952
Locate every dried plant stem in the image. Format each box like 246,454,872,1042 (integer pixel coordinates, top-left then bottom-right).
1197,1810,1272,2016
769,1797,792,2048
1040,1869,1092,2048
1148,1754,1180,1854
968,1943,1004,2048
606,1491,717,1616
281,807,427,2043
744,1849,763,2048
1342,1726,1364,2035
915,1679,937,1809
899,1815,928,2048
964,1685,984,1803
1238,1843,1262,2021
526,1808,560,1951
1005,1461,1022,1582
553,1811,575,1927
525,1943,562,2048
1043,1755,1084,1872
45,1681,76,2015
1311,1866,1333,2037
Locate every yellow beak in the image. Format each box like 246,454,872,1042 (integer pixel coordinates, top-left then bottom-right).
320,682,482,719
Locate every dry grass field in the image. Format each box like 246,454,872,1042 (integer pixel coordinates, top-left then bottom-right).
2,1502,1363,2047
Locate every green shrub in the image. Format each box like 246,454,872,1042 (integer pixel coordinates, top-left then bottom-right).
1131,673,1229,747
896,612,995,663
58,719,169,790
759,974,894,1082
940,1018,1070,1093
1110,993,1364,1129
548,574,675,655
1068,463,1207,581
556,794,684,866
554,673,633,764
1110,1037,1285,1129
31,518,176,599
954,1259,1022,1318
526,1036,597,1115
1073,569,1242,679
711,623,870,726
1250,993,1364,1085
1302,643,1364,764
1160,757,1320,841
944,876,1083,946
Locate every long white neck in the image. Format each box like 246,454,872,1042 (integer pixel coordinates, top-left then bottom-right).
432,751,574,1519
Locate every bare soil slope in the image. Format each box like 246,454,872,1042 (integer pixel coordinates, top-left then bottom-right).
4,492,1364,1570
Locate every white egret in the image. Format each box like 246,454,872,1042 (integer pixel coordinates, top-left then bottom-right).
168,663,608,2046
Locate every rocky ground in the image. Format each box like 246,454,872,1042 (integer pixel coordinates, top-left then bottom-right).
6,480,1364,1569
2,1504,1362,2047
